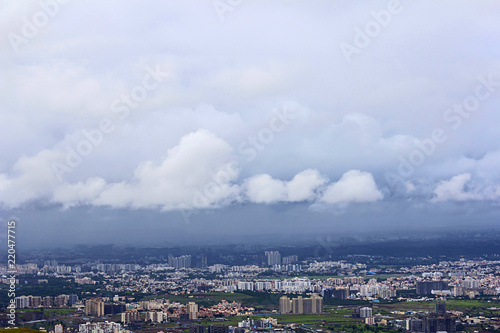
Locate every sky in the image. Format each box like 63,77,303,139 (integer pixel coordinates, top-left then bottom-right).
1,0,500,248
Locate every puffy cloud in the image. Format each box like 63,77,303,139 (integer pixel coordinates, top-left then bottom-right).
432,173,480,202
245,169,327,204
321,170,383,204
287,169,328,202
245,174,288,204
0,150,63,208
90,129,241,210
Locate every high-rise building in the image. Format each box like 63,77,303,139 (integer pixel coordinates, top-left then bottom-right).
422,314,456,333
54,295,69,307
188,302,198,320
168,255,192,269
292,296,303,314
416,281,449,295
30,296,42,308
42,296,53,308
310,294,323,314
435,302,446,315
421,303,456,333
54,324,63,333
190,324,207,333
453,285,463,297
360,307,373,318
85,299,105,317
200,254,208,268
282,255,298,265
280,294,323,314
407,318,423,332
208,325,229,333
265,251,281,266
79,321,121,333
104,303,126,315
146,311,167,323
68,294,79,306
121,309,139,323
279,296,292,314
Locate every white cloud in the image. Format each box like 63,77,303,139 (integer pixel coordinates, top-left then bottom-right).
245,169,327,204
321,170,383,204
432,173,479,202
245,174,288,204
0,149,63,208
287,169,328,202
90,129,241,210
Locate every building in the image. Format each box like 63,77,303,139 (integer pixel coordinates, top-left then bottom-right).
421,303,456,333
407,318,423,332
29,296,42,308
208,325,229,333
435,302,446,315
190,324,228,333
280,294,323,314
265,251,281,266
104,303,126,315
292,296,303,314
279,296,292,314
462,278,479,289
42,296,53,308
79,322,121,333
190,324,206,333
85,299,105,317
15,296,30,309
237,281,254,291
360,307,373,318
168,255,192,269
121,309,140,323
54,324,63,333
453,285,463,297
416,281,449,295
282,255,298,265
54,295,69,307
68,294,79,306
146,311,167,323
188,302,198,320
323,287,348,300
422,315,456,333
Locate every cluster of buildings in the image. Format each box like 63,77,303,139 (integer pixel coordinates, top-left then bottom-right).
279,294,323,314
78,321,122,333
15,294,79,308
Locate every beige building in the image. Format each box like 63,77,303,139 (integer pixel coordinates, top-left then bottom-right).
188,302,198,320
280,294,323,314
85,299,105,317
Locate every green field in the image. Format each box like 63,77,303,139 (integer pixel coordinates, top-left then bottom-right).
374,299,500,318
196,307,362,327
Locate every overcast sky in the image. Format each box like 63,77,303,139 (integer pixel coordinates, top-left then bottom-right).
1,1,500,247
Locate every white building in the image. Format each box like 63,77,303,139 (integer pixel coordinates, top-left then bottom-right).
360,307,373,318
79,322,121,333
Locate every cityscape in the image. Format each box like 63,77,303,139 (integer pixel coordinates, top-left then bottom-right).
2,1,500,333
2,237,500,332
